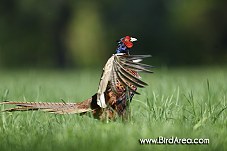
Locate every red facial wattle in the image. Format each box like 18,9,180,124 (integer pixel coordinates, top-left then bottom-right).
122,36,133,48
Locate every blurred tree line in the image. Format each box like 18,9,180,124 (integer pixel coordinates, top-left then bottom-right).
0,0,226,68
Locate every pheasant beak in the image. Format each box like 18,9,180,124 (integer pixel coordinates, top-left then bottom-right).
130,37,137,42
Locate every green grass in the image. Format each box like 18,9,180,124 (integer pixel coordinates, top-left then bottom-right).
0,67,227,151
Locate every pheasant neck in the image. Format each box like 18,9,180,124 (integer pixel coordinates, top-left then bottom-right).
116,43,129,54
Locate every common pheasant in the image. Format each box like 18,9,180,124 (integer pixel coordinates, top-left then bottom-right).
0,36,153,120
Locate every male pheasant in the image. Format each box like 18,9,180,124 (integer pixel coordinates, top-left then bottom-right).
1,36,153,120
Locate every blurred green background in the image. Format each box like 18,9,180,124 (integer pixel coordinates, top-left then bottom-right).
0,0,227,69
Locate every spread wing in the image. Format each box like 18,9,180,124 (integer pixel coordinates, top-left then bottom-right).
97,54,153,108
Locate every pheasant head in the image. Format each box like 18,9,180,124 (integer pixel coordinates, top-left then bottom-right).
116,36,137,54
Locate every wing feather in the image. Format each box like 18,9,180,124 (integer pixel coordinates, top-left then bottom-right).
96,54,152,108
97,56,114,108
114,59,148,87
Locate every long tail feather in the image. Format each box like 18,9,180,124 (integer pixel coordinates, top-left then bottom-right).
0,99,93,114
